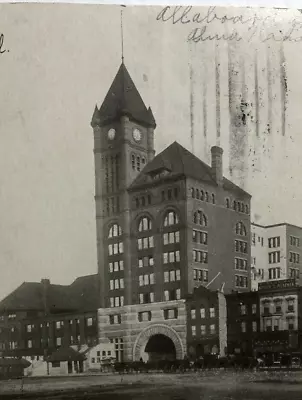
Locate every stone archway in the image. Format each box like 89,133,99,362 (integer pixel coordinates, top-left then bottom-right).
132,324,184,361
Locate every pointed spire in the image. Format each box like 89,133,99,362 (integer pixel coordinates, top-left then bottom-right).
147,107,156,128
98,63,156,128
91,104,100,128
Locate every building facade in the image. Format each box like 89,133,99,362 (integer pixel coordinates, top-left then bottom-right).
0,275,99,360
251,223,302,290
92,62,251,362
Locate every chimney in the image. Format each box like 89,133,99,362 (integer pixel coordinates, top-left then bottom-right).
211,146,223,186
41,278,50,315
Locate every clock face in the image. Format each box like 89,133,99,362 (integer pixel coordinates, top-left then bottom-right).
108,128,116,140
133,128,142,142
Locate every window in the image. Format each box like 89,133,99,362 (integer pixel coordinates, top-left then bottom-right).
192,230,208,245
290,268,299,279
108,224,122,238
265,319,272,332
138,311,152,322
274,319,280,331
240,304,246,315
252,304,257,314
139,293,154,304
205,192,209,202
27,324,32,333
164,211,179,227
164,269,181,282
268,267,281,280
288,317,295,330
290,236,300,247
27,340,32,349
235,240,248,254
235,222,247,236
137,236,154,250
226,198,230,208
193,210,207,226
289,252,300,264
164,308,178,320
191,188,195,198
275,302,282,313
241,322,246,333
138,256,154,268
287,298,295,312
109,296,124,308
164,289,181,301
191,326,196,336
191,309,196,319
193,250,208,263
235,275,248,288
163,251,180,264
109,315,121,324
252,321,257,332
212,194,215,204
86,318,93,327
210,307,215,318
268,251,280,264
131,155,135,170
138,217,152,232
210,324,216,334
200,308,205,318
109,260,124,273
163,231,180,245
235,258,248,270
268,237,280,248
138,273,155,286
109,278,124,290
193,269,208,283
56,337,62,347
252,233,256,246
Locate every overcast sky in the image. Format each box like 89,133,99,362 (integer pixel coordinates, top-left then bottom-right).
1,4,302,300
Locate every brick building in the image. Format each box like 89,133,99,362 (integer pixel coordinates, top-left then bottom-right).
226,290,260,356
186,286,227,360
92,61,251,362
0,275,99,359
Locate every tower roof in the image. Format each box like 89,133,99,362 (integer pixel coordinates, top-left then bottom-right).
92,63,156,128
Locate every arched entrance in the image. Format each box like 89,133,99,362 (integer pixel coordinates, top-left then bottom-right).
132,324,184,362
145,334,176,362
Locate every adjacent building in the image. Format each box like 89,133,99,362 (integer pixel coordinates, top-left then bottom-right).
0,275,99,360
92,61,251,362
251,223,302,290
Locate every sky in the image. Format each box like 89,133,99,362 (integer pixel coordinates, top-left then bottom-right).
1,4,302,300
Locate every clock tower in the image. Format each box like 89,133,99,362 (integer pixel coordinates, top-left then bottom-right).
91,62,156,308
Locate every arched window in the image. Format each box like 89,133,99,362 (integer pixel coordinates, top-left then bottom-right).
108,223,122,238
200,190,204,201
137,217,154,251
142,157,146,165
196,189,200,200
226,198,230,208
235,222,247,236
245,205,249,214
237,201,241,211
212,194,215,204
240,203,244,213
233,201,236,211
108,223,123,256
164,211,179,227
135,198,139,208
205,192,209,202
137,157,141,172
138,217,152,232
193,210,207,227
191,188,195,198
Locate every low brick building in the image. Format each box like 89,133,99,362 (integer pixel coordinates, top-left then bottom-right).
186,286,227,360
0,274,99,360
